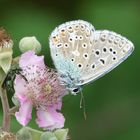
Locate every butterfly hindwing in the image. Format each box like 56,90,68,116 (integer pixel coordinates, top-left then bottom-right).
78,30,134,85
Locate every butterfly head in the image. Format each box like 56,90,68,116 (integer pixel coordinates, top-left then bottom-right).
69,86,82,95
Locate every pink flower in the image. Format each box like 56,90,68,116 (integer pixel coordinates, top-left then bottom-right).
14,51,67,130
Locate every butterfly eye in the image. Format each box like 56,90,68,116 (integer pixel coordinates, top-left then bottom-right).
72,88,79,93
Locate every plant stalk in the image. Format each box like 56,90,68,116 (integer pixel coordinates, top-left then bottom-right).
0,88,11,131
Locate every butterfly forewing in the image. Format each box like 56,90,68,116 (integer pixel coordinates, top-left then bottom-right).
49,20,95,76
49,20,134,87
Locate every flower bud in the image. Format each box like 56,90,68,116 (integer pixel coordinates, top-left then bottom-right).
40,132,57,140
16,127,32,140
19,36,41,54
54,129,69,140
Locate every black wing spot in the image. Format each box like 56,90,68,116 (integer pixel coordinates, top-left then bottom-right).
95,50,100,55
100,59,105,64
78,64,82,68
103,48,107,52
113,51,116,54
113,57,116,60
92,64,95,69
109,48,113,52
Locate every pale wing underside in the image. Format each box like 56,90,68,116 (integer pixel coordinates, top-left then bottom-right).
79,30,134,85
49,20,134,86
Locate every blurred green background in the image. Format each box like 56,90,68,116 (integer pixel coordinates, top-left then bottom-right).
0,0,140,139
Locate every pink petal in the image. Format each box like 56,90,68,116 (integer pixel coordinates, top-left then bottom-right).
52,102,62,110
19,50,45,69
15,100,33,126
36,107,65,130
14,75,28,102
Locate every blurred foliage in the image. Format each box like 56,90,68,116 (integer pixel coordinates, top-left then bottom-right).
0,0,140,139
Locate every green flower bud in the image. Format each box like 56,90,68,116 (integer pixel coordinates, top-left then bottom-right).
12,95,20,106
19,36,41,54
16,127,32,140
40,132,57,140
17,127,43,140
54,129,69,140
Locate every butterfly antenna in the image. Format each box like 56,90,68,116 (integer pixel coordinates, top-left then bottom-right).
80,90,87,120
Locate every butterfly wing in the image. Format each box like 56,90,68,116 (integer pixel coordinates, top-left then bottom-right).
77,30,134,85
49,20,134,87
49,20,95,86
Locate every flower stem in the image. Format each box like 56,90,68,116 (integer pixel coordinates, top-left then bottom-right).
0,88,11,131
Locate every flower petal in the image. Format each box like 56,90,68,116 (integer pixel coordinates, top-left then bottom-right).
36,107,65,130
14,75,28,102
19,50,45,69
15,100,33,126
52,102,62,110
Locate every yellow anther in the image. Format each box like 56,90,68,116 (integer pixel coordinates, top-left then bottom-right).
44,84,52,94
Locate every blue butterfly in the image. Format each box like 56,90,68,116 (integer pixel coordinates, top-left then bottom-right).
49,20,134,95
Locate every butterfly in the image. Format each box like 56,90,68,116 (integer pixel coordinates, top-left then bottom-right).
49,20,134,95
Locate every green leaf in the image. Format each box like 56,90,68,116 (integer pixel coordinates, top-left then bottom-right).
0,51,13,74
40,132,57,140
0,68,6,87
54,129,68,140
